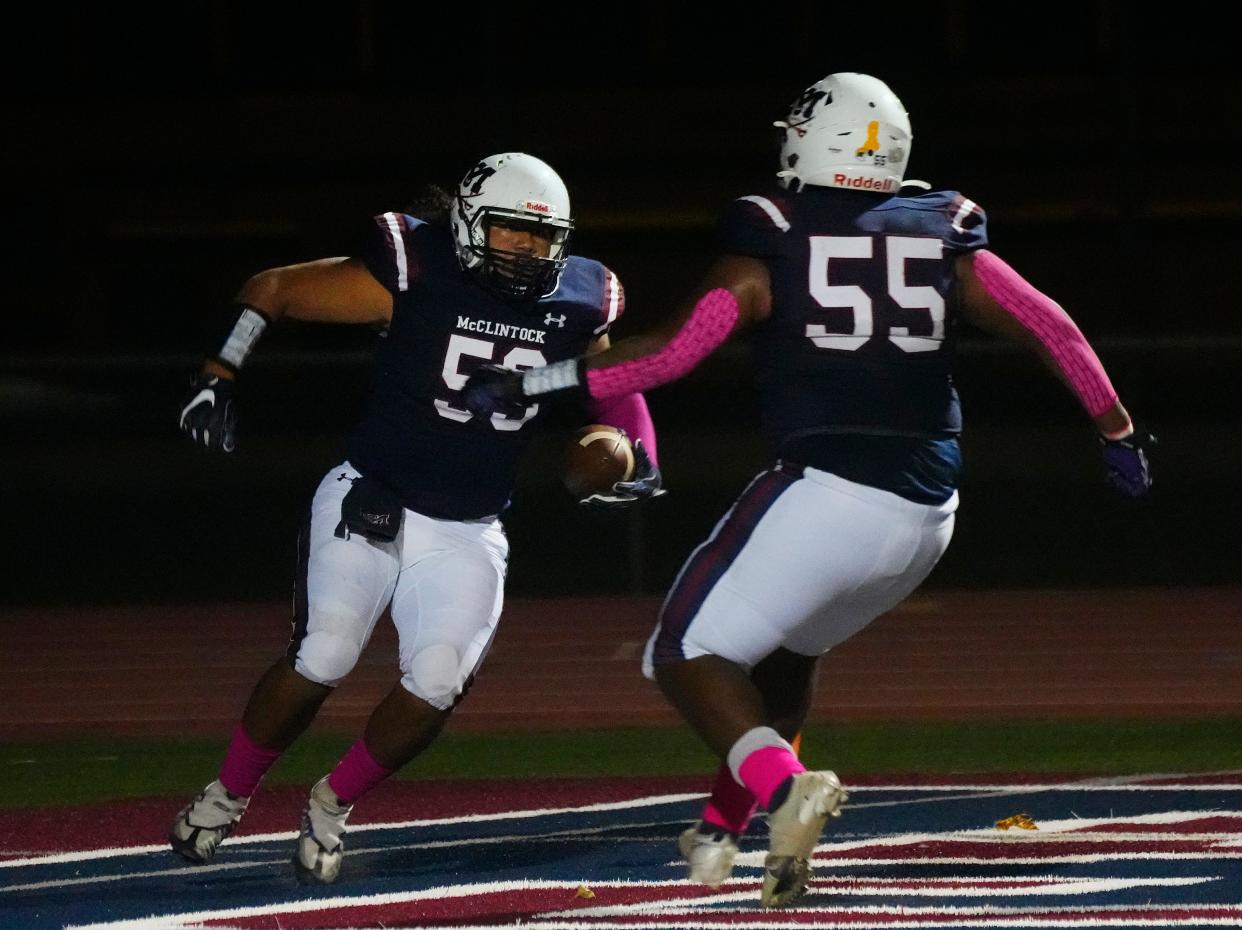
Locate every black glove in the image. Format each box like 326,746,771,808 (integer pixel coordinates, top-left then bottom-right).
580,439,667,510
1100,426,1155,497
179,374,237,452
461,364,530,420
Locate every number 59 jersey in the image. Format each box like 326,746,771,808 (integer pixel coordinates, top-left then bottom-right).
721,186,988,451
345,214,624,521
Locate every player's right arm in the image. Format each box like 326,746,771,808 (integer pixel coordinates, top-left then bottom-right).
955,249,1154,496
583,254,772,374
198,258,393,380
181,258,393,452
485,254,770,408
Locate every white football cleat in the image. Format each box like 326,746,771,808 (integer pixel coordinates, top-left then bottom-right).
761,770,848,907
678,822,740,888
293,776,354,883
169,780,249,864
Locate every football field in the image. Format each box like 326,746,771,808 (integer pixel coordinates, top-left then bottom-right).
3,590,1241,928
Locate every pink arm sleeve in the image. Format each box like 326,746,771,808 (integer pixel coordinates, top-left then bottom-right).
585,288,739,401
587,392,658,466
972,250,1119,417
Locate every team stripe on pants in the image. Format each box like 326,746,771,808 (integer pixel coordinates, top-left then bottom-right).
285,511,313,664
651,464,801,666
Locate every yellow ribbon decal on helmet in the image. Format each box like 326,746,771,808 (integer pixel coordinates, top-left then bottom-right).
856,120,881,156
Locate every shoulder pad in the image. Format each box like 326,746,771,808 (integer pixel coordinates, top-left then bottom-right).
354,213,429,294
548,257,626,336
718,192,791,258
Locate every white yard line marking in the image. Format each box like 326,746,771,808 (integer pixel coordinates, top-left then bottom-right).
60,879,698,930
557,877,1219,915
839,777,1242,816
805,852,1242,866
63,879,1242,930
1,857,289,893
335,918,1242,923
415,915,1242,930
1,792,705,870
6,820,690,894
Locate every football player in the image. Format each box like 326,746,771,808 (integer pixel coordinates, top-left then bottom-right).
170,153,662,882
463,74,1155,907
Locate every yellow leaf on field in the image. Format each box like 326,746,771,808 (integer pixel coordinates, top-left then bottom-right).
995,813,1039,830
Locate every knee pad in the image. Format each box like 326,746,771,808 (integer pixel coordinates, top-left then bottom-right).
400,644,461,709
294,630,363,687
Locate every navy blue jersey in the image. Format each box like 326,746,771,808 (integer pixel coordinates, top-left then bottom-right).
719,186,988,502
346,213,624,519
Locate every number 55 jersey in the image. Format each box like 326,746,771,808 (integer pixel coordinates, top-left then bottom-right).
346,213,624,520
721,186,989,504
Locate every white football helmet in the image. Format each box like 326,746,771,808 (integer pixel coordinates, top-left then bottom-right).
775,73,912,194
450,152,573,300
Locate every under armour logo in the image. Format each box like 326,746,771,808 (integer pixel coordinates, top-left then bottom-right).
544,313,566,328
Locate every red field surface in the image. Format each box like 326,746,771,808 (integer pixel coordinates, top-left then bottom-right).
4,588,1240,738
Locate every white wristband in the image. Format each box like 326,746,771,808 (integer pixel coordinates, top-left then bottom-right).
218,307,269,370
521,358,582,397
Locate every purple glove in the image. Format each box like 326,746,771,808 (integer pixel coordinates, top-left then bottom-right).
1100,427,1155,497
461,364,530,420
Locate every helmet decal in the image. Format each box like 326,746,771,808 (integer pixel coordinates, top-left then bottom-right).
788,86,830,127
855,121,881,157
460,161,497,197
776,73,912,194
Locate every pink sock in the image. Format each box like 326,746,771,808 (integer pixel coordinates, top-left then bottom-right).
327,739,394,805
701,762,758,835
218,724,282,798
738,745,806,810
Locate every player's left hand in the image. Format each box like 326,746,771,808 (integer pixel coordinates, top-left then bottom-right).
580,439,667,510
1100,426,1155,497
462,364,529,419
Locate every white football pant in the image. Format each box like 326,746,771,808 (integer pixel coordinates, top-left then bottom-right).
643,463,957,675
289,462,508,710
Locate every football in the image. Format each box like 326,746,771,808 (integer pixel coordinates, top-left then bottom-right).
562,425,635,498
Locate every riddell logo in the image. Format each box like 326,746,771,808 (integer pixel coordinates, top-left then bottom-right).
523,201,551,213
833,174,895,192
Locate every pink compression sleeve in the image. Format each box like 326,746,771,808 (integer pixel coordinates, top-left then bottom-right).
585,288,739,401
587,392,658,466
972,250,1119,417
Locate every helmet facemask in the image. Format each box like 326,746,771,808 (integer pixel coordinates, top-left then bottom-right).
457,206,573,301
451,153,574,302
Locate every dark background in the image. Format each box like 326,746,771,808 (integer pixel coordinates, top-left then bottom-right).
2,2,1237,605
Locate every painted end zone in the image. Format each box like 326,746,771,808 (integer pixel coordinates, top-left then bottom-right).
4,774,1242,929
